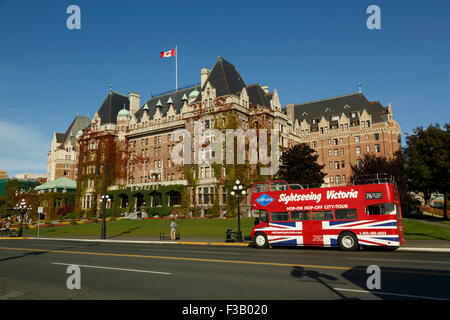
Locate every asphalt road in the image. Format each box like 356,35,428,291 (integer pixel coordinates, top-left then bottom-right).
0,239,449,301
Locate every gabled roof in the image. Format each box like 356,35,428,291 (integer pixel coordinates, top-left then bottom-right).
194,57,247,102
97,91,130,124
292,93,388,124
134,86,195,121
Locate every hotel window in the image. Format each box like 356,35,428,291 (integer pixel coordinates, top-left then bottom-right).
329,162,333,169
362,121,365,128
342,175,346,182
320,127,324,134
345,123,348,131
205,119,210,129
324,127,328,134
333,138,338,145
356,146,361,155
340,148,344,155
340,124,343,131
334,149,339,157
366,145,370,152
365,134,369,139
340,137,343,143
336,175,341,184
366,120,370,127
356,159,362,168
375,144,381,153
341,160,345,168
355,136,360,143
305,130,309,137
374,133,380,140
222,187,227,204
330,176,334,183
329,149,332,157
335,161,340,169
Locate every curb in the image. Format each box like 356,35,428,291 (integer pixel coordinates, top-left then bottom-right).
2,237,449,252
397,247,450,253
24,237,252,247
0,237,31,240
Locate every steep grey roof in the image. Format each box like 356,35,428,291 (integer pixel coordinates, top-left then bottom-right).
247,84,271,108
64,115,91,146
194,57,247,103
292,93,388,124
97,91,130,124
55,115,91,147
55,133,67,143
134,86,195,121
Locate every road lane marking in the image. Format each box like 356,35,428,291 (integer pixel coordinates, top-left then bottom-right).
333,288,448,300
1,246,450,277
347,258,450,265
0,291,24,300
52,262,172,275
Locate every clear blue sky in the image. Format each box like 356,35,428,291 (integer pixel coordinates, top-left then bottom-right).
1,0,449,176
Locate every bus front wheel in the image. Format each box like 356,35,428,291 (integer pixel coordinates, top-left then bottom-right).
253,232,269,249
338,231,359,251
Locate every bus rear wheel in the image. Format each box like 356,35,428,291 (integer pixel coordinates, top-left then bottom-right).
253,232,269,249
338,231,359,251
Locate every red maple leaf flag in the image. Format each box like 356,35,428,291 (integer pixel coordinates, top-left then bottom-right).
160,49,176,58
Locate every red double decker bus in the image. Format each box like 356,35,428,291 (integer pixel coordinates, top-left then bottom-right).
250,175,405,251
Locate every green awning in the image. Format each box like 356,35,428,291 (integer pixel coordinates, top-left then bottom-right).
34,177,76,191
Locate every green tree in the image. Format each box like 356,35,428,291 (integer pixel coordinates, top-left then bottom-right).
277,143,325,186
350,152,412,213
404,123,450,220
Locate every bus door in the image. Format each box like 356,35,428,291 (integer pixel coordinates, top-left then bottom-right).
305,210,333,246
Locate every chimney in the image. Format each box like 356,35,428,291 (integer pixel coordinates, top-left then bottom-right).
129,92,140,115
286,103,295,121
201,68,209,87
261,85,269,94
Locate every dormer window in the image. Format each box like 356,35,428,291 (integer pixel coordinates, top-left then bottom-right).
325,107,331,113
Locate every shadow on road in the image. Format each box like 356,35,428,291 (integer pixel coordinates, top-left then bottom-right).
341,265,450,300
290,266,358,300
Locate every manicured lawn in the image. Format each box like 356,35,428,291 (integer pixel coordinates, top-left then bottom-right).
22,217,450,241
402,218,450,240
23,218,255,239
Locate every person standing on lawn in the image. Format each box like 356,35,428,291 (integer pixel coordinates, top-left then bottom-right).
170,218,177,241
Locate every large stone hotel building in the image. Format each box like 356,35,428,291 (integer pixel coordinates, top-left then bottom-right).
49,57,401,217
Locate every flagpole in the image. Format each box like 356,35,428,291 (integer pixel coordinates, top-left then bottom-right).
175,45,178,91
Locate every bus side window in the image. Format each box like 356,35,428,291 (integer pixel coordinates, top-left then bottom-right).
270,181,288,191
366,203,396,215
334,208,357,220
290,210,310,221
311,210,333,221
254,183,269,193
259,210,269,223
271,212,289,222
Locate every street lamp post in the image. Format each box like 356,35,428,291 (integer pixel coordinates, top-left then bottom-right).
230,180,246,242
97,159,109,240
99,194,110,240
17,199,26,237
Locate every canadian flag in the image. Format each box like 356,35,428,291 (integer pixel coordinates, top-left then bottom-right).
160,49,176,58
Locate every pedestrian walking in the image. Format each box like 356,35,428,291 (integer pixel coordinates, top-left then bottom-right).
170,218,177,241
